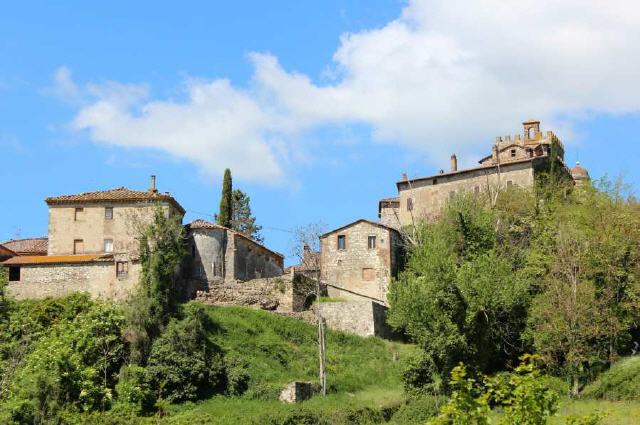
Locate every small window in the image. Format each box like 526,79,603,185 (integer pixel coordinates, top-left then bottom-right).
105,207,113,220
9,266,20,282
116,261,129,278
368,235,376,249
337,235,346,250
510,149,516,157
407,198,413,212
527,148,533,157
74,207,84,221
104,239,113,253
433,178,438,185
362,268,375,281
73,239,84,254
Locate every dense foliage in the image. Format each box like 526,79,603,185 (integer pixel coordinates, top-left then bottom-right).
389,178,640,395
145,304,225,403
125,206,186,363
230,189,263,242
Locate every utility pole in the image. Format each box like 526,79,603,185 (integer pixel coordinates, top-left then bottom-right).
316,268,327,395
291,223,327,396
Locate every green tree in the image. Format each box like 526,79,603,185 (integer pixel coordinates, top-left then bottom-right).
217,168,233,228
145,304,225,403
526,180,640,394
125,206,186,364
388,193,531,393
230,189,263,243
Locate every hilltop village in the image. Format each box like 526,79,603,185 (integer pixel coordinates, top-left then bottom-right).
0,120,590,336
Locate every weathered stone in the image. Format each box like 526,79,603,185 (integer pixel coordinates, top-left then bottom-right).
318,300,393,338
321,220,402,304
260,298,279,310
279,381,313,403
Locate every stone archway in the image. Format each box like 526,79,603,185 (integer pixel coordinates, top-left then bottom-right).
303,293,317,310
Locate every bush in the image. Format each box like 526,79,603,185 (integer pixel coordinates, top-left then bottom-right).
582,356,640,401
390,395,445,424
145,304,226,402
113,365,154,414
0,301,125,422
225,353,251,396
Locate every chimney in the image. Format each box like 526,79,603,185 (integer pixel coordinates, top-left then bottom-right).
149,175,158,193
450,154,458,172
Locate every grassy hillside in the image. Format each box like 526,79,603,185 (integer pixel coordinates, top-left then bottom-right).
582,356,640,402
163,304,416,424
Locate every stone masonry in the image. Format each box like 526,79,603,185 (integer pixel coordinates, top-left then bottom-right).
321,219,402,304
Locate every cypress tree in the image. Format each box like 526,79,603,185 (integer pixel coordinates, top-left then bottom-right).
218,168,233,228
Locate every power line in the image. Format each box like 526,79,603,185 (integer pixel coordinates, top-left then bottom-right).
185,209,295,234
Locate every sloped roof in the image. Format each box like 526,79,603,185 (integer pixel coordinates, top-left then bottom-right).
187,220,284,259
45,187,185,214
320,219,400,238
187,219,227,230
0,244,16,258
2,254,112,266
1,238,48,255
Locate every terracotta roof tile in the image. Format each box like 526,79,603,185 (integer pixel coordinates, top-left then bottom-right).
0,244,17,258
1,238,48,255
188,219,227,230
46,187,185,214
2,254,112,265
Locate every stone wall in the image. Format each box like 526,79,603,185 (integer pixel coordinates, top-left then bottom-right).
186,228,226,282
195,272,316,313
317,300,392,338
321,221,399,304
7,260,140,300
233,233,283,281
397,160,537,225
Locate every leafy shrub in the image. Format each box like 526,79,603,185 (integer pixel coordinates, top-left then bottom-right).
0,301,125,422
582,356,640,401
145,304,225,402
225,353,251,396
113,365,154,414
485,355,559,425
390,395,445,424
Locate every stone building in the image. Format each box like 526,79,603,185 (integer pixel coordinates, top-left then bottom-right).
183,219,284,294
320,219,403,304
2,176,185,300
385,120,579,227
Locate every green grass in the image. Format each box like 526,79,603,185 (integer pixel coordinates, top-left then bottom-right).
159,304,415,424
552,399,640,425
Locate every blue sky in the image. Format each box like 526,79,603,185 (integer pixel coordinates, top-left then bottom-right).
1,0,639,264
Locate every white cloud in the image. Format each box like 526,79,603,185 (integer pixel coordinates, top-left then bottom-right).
62,0,640,182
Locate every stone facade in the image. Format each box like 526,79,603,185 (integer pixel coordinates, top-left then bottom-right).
388,120,573,226
6,260,140,300
184,220,284,290
320,220,402,304
396,158,540,225
317,300,393,338
47,201,180,257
